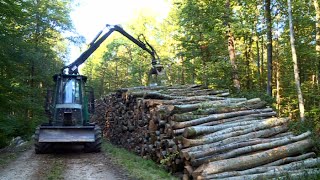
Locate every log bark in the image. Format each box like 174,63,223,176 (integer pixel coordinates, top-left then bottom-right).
191,131,311,166
181,125,288,153
215,168,320,180
202,117,287,138
184,137,283,160
199,113,274,126
131,91,182,100
192,139,314,178
183,118,289,147
183,119,264,138
261,152,316,167
205,157,320,179
167,99,247,115
171,114,209,122
193,98,266,115
172,108,274,129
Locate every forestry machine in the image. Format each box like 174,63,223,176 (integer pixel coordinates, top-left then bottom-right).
34,24,164,153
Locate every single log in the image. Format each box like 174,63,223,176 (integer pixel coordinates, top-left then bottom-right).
183,119,264,138
214,168,320,180
191,131,311,166
181,125,288,153
198,98,266,115
192,139,314,178
184,138,279,160
119,85,169,92
261,152,316,167
186,133,295,161
172,128,185,135
165,99,247,115
205,157,320,179
200,116,258,126
272,131,294,138
171,114,209,122
180,98,263,115
200,111,276,126
183,118,289,147
168,89,229,96
201,117,285,139
172,108,273,129
174,116,264,135
130,91,183,100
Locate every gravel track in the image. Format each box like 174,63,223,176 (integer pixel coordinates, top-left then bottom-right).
0,145,131,180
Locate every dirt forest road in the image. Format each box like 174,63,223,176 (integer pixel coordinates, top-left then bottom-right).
0,145,132,180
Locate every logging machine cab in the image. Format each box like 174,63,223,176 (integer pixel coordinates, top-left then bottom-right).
51,74,93,126
34,24,164,154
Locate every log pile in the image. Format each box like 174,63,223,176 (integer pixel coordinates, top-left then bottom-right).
94,85,319,179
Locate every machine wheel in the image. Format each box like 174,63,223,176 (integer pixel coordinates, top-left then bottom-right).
84,125,102,153
34,127,52,154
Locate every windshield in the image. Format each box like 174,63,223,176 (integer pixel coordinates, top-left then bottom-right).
57,78,81,104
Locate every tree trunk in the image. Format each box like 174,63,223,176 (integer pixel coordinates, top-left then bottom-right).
256,36,261,79
314,0,320,84
181,56,185,85
275,21,281,116
265,0,273,96
287,0,305,121
225,0,241,92
261,35,264,89
255,1,261,82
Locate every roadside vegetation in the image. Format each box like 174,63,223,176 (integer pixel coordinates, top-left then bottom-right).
102,140,179,180
0,140,33,169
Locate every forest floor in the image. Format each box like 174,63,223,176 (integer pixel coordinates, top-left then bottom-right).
0,143,133,180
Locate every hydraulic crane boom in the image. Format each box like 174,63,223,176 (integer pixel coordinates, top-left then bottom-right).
62,24,163,75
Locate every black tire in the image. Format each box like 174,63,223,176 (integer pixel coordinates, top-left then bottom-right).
84,125,102,153
34,127,52,154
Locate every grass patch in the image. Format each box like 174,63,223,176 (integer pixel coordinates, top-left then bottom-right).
0,140,33,169
102,140,179,180
46,159,65,180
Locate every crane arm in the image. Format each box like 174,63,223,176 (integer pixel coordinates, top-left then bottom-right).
62,24,162,75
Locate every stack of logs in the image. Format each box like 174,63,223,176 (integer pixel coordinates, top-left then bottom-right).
93,85,320,179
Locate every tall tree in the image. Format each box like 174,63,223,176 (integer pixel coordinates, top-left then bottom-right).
225,0,241,92
314,0,320,84
0,0,73,147
265,0,273,96
287,0,305,121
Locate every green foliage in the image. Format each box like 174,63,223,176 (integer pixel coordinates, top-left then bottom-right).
232,90,275,106
288,118,320,155
160,151,179,166
0,0,73,148
79,0,320,138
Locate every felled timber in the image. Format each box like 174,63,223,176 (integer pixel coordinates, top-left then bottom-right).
91,84,318,179
192,139,313,178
